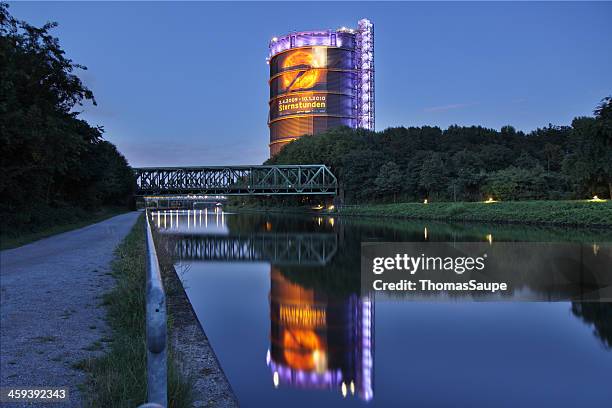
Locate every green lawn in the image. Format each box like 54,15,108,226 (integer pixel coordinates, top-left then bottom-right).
338,200,612,227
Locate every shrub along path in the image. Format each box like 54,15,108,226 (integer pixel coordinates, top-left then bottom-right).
0,212,139,407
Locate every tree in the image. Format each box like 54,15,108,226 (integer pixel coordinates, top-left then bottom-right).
563,116,612,198
373,161,403,202
339,149,385,202
594,96,612,197
571,302,612,349
450,149,487,200
0,3,134,230
514,151,540,169
267,97,608,203
594,96,612,131
500,125,517,137
543,143,563,172
419,152,447,199
485,166,569,200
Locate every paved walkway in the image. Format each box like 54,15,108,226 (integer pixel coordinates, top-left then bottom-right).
0,212,140,407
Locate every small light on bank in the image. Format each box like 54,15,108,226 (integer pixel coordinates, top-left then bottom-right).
328,204,335,211
589,195,606,202
484,197,498,204
423,199,428,204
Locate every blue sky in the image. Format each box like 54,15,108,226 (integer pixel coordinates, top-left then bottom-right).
9,2,612,166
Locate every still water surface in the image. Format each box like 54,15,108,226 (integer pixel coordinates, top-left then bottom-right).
153,209,612,408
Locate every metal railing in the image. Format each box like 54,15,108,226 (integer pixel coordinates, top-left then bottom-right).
144,211,168,406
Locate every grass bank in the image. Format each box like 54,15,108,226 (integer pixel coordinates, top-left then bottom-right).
338,200,612,227
0,206,128,250
76,214,193,407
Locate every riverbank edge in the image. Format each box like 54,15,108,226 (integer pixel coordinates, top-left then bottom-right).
75,214,194,407
154,225,239,407
227,200,612,227
0,206,129,250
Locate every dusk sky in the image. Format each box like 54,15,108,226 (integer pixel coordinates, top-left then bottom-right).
9,2,612,167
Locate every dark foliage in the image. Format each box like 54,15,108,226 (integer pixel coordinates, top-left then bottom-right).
571,302,612,349
268,98,612,203
0,4,134,231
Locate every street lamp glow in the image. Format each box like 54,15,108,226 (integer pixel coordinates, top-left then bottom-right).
589,195,606,202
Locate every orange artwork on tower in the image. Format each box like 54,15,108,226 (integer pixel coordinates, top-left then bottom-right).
281,49,325,92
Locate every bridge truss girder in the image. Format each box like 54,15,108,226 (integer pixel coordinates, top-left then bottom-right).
162,233,338,266
135,165,338,196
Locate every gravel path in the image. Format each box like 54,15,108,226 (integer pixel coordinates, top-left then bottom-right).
0,212,140,407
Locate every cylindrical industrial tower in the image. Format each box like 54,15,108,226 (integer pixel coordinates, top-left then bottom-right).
267,19,374,157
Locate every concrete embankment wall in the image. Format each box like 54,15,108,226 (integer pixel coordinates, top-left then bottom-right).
154,232,239,408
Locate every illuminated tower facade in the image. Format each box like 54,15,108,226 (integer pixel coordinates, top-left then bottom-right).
267,19,374,156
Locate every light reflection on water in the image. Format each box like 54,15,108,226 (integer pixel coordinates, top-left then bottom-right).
153,209,612,408
153,208,227,233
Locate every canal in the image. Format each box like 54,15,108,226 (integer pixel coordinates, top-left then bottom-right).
152,209,612,408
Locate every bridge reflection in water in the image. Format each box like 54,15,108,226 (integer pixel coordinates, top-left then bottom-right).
153,209,374,402
153,209,338,266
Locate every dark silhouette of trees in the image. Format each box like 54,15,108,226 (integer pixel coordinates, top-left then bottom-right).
268,97,612,203
571,302,612,349
0,3,134,230
562,98,612,199
374,161,403,202
419,152,447,199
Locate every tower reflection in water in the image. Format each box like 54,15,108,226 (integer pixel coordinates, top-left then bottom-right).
153,210,374,401
267,267,374,401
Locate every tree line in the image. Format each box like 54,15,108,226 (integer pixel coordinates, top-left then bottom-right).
0,4,134,232
268,99,612,203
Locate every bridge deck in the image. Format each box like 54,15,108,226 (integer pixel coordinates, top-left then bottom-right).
135,165,338,196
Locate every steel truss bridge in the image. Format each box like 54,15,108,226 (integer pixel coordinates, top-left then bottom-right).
159,233,338,266
135,165,338,196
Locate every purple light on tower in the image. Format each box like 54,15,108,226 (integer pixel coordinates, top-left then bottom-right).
356,19,375,130
266,19,375,157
